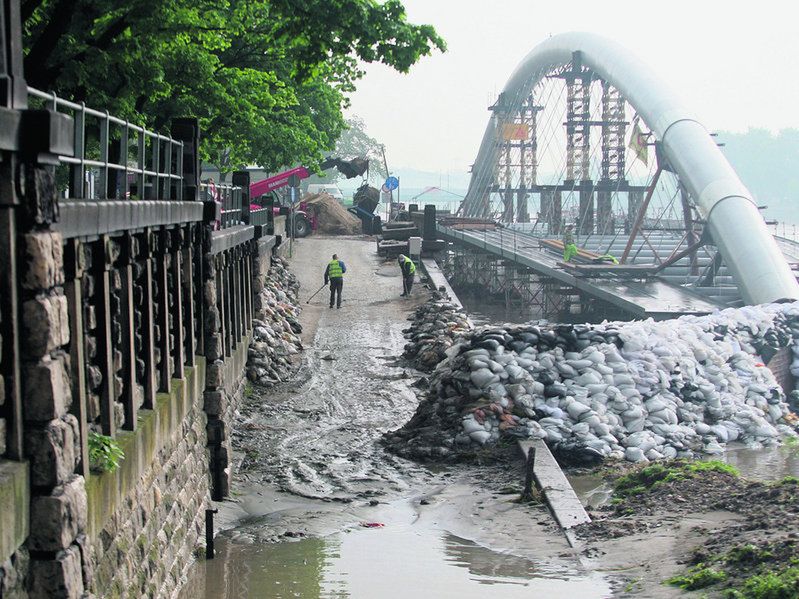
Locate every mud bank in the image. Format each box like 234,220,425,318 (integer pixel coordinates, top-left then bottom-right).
576,459,799,597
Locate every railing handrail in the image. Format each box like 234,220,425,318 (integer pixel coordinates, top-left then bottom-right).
28,86,186,201
28,87,181,146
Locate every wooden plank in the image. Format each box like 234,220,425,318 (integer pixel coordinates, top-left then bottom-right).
518,439,590,530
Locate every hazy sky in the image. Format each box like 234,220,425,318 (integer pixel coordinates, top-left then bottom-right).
346,0,799,176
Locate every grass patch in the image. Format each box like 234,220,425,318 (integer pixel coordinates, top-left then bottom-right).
88,432,125,473
614,460,739,497
723,566,799,598
666,564,727,590
244,383,255,399
779,476,799,486
725,544,773,566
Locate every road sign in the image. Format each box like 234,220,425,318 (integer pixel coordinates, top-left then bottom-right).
384,176,399,191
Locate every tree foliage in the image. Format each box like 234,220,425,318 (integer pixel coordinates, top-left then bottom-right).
334,116,389,182
22,0,444,171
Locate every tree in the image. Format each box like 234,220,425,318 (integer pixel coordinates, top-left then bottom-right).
22,0,445,171
332,116,389,182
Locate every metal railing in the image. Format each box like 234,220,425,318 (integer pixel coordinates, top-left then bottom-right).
28,87,184,201
200,182,243,229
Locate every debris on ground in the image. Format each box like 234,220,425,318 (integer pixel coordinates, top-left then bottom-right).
247,257,304,387
402,297,471,371
304,192,361,235
386,302,799,463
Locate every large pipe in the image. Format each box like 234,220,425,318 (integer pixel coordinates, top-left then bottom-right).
463,32,799,305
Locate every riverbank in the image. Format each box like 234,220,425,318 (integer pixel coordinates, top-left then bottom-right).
179,240,799,598
179,237,599,598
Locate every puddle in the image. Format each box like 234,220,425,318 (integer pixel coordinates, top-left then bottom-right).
180,523,611,599
568,444,799,508
716,443,799,481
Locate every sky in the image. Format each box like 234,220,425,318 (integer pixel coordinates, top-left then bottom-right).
345,0,799,178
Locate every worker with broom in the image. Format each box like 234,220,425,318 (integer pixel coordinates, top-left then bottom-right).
324,253,347,309
398,254,416,297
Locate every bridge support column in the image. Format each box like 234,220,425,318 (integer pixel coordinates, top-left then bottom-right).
627,189,644,233
597,190,613,235
578,186,594,235
516,190,530,223
502,188,514,223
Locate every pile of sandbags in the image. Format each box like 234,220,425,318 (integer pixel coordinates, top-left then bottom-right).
247,258,304,387
304,193,361,235
403,298,471,371
386,303,799,463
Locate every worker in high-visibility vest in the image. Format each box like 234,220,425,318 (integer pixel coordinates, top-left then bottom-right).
398,254,416,297
563,224,578,262
323,253,347,309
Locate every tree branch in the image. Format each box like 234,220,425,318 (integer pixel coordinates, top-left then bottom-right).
23,0,80,88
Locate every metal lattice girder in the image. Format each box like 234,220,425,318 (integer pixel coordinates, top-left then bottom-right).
600,81,626,182
491,92,540,223
565,62,591,183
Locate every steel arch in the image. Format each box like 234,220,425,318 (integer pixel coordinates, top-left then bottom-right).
463,32,799,305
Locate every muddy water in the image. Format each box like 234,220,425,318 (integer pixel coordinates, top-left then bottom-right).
181,497,611,599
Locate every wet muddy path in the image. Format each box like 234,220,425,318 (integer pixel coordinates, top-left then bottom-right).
179,237,611,598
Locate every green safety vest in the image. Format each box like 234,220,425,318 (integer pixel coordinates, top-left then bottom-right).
403,256,416,275
328,259,343,278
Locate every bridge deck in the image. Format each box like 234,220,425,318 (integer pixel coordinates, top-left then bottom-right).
437,225,722,319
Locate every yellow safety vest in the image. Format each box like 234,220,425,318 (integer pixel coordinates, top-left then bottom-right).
403,256,416,275
328,259,343,278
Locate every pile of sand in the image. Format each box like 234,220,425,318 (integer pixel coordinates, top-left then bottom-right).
304,193,361,235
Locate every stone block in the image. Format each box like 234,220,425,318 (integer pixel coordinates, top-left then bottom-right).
203,390,225,416
205,335,222,361
28,544,84,599
22,232,64,291
23,354,71,421
206,419,226,444
74,534,94,590
25,417,77,487
22,295,70,358
0,547,29,598
28,475,87,552
206,360,224,389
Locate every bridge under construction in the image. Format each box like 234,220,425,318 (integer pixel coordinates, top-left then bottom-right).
421,33,799,321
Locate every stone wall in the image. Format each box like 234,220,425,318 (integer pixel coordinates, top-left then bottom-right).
0,461,30,597
85,363,208,598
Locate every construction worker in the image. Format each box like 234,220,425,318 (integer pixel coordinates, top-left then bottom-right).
323,253,346,309
563,224,578,262
594,254,619,265
398,254,416,297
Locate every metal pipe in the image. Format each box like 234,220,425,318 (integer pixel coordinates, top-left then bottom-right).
464,32,799,304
